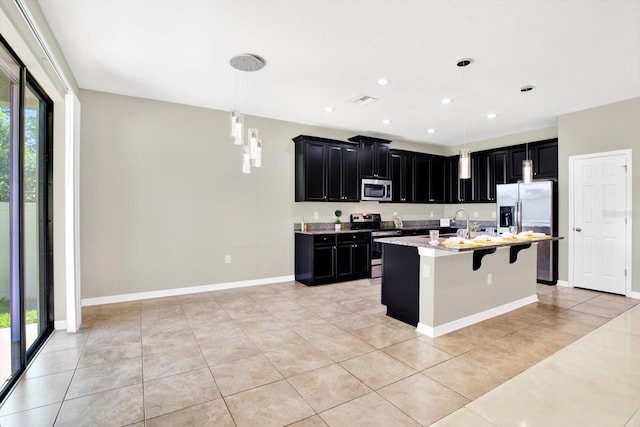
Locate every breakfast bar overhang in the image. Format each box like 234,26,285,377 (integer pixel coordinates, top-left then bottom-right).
376,235,562,338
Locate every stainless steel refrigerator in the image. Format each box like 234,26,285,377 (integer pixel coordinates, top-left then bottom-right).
496,180,558,284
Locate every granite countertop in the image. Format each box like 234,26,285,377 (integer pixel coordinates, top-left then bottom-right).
374,235,562,252
295,228,374,235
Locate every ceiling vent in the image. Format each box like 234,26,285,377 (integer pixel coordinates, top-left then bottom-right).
349,94,378,106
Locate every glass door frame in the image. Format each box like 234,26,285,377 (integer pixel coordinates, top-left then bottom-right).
0,34,54,402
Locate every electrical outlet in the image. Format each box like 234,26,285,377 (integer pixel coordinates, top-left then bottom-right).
423,264,431,278
487,273,493,285
491,211,496,218
393,211,397,216
430,211,434,217
225,255,231,264
474,211,478,218
313,212,319,219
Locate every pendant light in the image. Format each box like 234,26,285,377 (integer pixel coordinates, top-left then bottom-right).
229,53,266,173
457,58,473,180
520,85,535,183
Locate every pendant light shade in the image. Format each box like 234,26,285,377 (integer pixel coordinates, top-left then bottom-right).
520,85,535,183
522,159,533,183
459,149,471,180
230,111,243,145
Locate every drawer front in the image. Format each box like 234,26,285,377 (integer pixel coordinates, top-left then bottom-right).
337,232,371,243
313,234,336,245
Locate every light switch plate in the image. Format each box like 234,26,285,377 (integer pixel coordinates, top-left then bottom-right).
439,218,450,227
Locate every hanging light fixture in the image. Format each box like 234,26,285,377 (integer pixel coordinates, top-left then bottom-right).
229,53,266,173
520,85,535,183
457,58,473,180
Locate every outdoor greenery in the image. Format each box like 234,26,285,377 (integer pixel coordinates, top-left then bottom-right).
0,106,39,202
0,298,37,328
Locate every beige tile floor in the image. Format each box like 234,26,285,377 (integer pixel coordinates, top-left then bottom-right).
0,279,639,426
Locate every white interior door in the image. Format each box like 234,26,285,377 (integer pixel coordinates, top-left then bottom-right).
572,153,628,294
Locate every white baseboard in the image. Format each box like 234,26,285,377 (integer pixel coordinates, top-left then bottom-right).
556,280,572,287
631,291,640,300
81,275,296,307
54,320,67,330
416,294,539,338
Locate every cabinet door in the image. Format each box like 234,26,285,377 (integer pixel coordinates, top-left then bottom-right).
402,154,415,202
429,156,446,202
326,145,343,201
414,155,430,202
532,141,558,178
489,150,508,201
472,153,490,202
508,146,526,182
313,245,335,281
351,243,370,277
389,152,403,202
335,244,352,278
359,142,374,177
342,146,360,201
374,143,390,178
446,157,459,203
304,142,326,201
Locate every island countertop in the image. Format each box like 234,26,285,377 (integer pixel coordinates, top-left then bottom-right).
374,234,561,253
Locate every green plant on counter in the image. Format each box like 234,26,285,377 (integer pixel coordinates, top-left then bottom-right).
334,209,342,224
470,223,481,232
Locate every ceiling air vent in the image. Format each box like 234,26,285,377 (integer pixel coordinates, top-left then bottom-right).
349,95,378,106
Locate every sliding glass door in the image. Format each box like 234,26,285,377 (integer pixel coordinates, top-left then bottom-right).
0,38,53,399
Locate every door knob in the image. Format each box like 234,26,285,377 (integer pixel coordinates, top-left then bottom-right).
575,227,582,232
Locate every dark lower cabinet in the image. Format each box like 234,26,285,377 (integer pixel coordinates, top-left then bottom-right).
380,243,419,326
295,232,370,285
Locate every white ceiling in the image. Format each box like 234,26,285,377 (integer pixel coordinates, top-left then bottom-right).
38,0,640,146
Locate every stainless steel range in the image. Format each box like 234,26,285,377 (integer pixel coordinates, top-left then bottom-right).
350,213,401,278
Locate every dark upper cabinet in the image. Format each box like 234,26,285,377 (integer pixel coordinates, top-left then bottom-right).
327,144,359,202
293,135,359,202
389,150,415,202
471,150,508,202
508,145,527,183
349,135,390,179
448,156,473,203
414,155,430,202
530,139,558,178
508,140,558,183
414,155,446,203
429,156,446,202
295,139,326,201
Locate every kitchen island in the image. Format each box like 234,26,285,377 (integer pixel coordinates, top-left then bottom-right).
376,234,561,337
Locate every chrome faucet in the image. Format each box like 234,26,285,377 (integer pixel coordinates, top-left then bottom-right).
452,208,470,239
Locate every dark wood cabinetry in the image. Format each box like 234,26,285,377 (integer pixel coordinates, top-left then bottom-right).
348,135,390,179
294,135,359,202
446,139,557,203
529,140,558,178
293,134,557,205
295,232,370,286
414,155,446,203
447,156,473,203
389,150,416,202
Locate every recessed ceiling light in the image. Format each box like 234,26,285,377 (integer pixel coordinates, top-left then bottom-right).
441,98,452,104
487,113,498,119
377,78,390,86
427,128,437,134
382,119,392,125
324,107,334,112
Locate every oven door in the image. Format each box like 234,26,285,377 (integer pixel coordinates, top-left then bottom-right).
370,230,401,278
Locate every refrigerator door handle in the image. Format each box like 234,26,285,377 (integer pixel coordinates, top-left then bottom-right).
515,200,522,233
575,227,582,232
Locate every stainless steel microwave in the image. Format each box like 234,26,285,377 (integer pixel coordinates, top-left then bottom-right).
361,178,392,201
